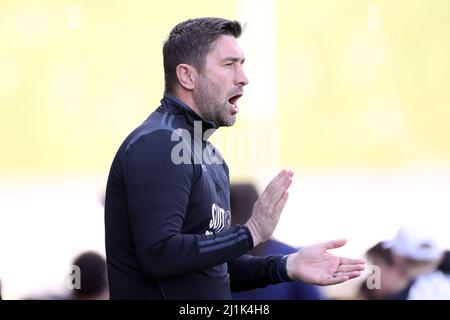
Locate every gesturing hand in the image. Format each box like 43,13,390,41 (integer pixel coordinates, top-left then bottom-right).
286,239,365,286
245,169,293,247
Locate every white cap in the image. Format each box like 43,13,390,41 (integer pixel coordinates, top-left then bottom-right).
383,226,443,262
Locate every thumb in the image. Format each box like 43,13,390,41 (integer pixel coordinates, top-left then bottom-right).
322,239,347,250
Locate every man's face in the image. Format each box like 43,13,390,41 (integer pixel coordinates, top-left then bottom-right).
193,35,249,127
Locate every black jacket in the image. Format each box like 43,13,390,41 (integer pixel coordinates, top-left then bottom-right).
105,94,288,299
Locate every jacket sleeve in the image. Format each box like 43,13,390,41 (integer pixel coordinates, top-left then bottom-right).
227,254,291,291
123,130,253,280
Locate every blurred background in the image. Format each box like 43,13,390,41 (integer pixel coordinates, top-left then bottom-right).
1,0,450,299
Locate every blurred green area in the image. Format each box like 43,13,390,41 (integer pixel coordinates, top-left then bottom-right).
0,0,449,174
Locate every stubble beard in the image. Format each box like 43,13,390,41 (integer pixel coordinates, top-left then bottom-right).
193,76,236,127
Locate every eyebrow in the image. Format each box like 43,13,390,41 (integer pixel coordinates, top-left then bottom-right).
223,57,245,64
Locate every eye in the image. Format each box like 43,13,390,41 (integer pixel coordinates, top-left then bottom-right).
224,62,233,67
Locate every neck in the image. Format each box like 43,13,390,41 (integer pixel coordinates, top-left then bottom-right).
170,88,204,119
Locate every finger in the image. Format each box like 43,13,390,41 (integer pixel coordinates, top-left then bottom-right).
321,239,347,250
340,257,366,265
321,275,349,286
322,270,361,285
269,176,292,204
262,170,293,205
259,170,287,202
272,191,289,218
336,264,365,273
340,271,362,280
269,171,292,199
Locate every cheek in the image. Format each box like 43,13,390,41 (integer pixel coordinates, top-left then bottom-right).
211,69,233,89
202,69,232,101
211,78,229,100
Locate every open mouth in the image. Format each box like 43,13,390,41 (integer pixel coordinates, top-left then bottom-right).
228,93,243,114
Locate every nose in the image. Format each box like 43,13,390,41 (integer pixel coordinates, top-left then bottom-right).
236,66,249,87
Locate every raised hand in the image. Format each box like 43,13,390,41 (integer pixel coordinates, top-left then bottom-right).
245,169,293,247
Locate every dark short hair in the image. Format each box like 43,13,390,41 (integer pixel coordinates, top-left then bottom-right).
72,251,107,298
367,242,394,266
163,17,242,93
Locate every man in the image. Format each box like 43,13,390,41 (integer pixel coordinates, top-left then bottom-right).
105,17,365,300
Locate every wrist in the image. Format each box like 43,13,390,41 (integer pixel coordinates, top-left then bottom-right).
279,254,292,281
244,219,262,247
285,254,295,280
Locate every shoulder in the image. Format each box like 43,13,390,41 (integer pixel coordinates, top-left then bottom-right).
122,111,175,154
124,126,175,156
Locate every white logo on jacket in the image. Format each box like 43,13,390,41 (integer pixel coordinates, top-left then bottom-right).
205,203,231,235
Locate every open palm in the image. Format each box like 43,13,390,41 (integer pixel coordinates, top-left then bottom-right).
286,239,365,286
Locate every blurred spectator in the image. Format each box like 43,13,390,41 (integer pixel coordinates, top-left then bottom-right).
356,242,409,299
22,251,109,300
357,226,450,300
69,251,109,300
230,183,325,300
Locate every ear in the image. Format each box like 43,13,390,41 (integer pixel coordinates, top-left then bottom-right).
175,64,197,90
